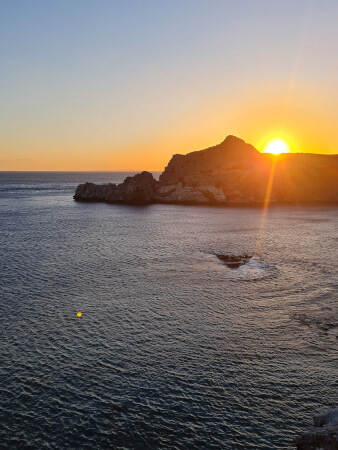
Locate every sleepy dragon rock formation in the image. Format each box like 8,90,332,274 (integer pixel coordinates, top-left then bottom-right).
74,135,338,204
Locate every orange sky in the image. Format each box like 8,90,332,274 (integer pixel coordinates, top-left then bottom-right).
1,1,337,171
1,83,337,171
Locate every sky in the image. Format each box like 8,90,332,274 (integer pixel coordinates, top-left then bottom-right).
1,0,337,170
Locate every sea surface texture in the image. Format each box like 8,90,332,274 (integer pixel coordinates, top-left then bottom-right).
0,172,337,449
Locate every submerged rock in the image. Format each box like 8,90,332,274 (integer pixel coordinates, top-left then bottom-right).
215,254,252,269
292,312,338,333
296,407,338,449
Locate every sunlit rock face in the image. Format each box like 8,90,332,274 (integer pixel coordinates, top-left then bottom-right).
74,135,338,205
296,407,338,450
154,183,226,203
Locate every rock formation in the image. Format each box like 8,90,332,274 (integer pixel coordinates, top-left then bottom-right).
74,135,338,205
216,254,252,269
74,171,156,204
296,407,338,449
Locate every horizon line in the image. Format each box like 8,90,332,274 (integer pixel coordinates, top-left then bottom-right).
0,169,163,173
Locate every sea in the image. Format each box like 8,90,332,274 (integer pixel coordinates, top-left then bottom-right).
0,171,337,449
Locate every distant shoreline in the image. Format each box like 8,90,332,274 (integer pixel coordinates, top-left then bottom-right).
74,197,338,208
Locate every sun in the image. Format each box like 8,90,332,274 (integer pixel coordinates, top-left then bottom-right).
262,138,291,155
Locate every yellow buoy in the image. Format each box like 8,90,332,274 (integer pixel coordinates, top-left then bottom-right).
77,312,82,317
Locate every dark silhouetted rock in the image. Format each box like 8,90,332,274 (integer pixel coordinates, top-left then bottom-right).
296,407,338,449
216,254,252,269
74,171,156,204
292,311,338,333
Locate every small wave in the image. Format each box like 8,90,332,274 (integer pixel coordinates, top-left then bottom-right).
235,256,267,277
0,185,74,193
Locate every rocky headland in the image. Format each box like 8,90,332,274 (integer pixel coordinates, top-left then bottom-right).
74,135,338,205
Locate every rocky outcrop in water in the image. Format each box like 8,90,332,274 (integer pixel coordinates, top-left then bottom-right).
296,407,338,449
216,254,252,269
74,171,156,204
74,135,338,205
293,312,338,333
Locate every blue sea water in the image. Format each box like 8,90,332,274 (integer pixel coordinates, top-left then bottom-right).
0,172,337,449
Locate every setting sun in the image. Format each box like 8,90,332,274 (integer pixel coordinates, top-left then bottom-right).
263,138,291,155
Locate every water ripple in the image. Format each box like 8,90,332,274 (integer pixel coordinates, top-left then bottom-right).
0,175,337,448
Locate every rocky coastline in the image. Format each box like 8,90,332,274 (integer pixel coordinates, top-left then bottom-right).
74,135,338,205
296,407,338,449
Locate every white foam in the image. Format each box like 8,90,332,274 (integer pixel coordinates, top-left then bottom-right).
234,257,267,278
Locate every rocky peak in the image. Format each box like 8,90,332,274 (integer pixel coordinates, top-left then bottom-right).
220,135,246,145
159,135,258,183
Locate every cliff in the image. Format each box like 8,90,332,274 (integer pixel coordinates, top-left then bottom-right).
74,135,338,205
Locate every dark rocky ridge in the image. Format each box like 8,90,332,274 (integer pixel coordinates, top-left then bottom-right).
74,171,156,204
74,135,338,204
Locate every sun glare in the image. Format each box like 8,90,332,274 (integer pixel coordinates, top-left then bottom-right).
263,138,291,155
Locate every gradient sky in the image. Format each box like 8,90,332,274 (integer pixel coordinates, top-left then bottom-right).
1,0,337,170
